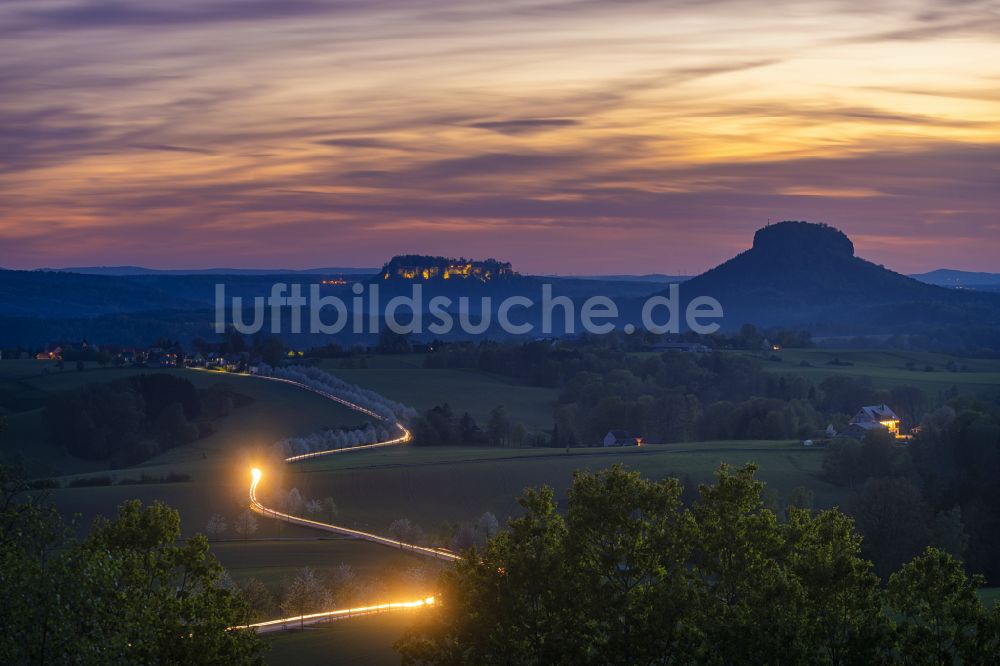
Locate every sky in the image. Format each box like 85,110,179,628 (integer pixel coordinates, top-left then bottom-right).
1,0,999,275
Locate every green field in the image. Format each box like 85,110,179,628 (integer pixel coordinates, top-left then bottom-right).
263,613,416,666
281,440,847,534
212,538,446,602
743,348,1000,398
317,362,558,430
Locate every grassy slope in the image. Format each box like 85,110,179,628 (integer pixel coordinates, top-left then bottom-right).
318,360,558,431
9,366,366,538
3,365,367,476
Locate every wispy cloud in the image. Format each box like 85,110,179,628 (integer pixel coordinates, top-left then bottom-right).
468,118,580,134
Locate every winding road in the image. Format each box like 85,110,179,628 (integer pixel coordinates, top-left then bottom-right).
239,374,458,634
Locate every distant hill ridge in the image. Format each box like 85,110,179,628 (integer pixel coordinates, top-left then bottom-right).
33,266,378,276
910,269,1000,287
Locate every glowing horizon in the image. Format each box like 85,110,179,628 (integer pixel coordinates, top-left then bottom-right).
2,0,999,274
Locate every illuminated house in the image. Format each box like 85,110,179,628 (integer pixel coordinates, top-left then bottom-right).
842,404,901,439
36,345,63,360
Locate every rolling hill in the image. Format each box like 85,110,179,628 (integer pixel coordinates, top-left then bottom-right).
675,221,1000,333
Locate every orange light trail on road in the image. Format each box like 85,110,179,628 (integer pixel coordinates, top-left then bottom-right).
235,372,458,633
232,597,436,633
249,466,457,561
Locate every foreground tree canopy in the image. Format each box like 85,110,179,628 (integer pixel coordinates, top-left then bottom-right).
0,466,264,665
397,464,1000,666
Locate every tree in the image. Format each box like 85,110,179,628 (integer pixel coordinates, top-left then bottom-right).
388,518,424,545
930,506,969,560
888,548,996,665
0,477,264,664
153,402,199,449
861,427,897,478
279,487,304,516
891,385,927,431
322,497,338,522
254,334,286,367
566,466,699,664
234,509,258,540
304,498,322,517
398,485,573,664
475,512,499,545
281,567,333,630
238,577,275,623
690,464,814,664
510,422,528,448
487,405,511,447
205,513,228,539
458,413,480,443
850,477,931,579
329,563,361,606
786,485,815,513
450,524,478,552
783,507,892,663
377,328,412,354
822,437,864,488
222,326,247,354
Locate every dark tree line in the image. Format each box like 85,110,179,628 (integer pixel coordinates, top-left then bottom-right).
911,397,1000,582
43,374,245,465
411,404,487,447
411,404,535,448
423,340,928,447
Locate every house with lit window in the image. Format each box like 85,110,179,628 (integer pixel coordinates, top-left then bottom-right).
839,404,901,439
602,430,643,447
36,345,63,360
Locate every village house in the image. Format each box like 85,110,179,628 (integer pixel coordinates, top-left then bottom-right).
838,404,901,440
603,430,642,447
35,340,90,360
35,345,63,361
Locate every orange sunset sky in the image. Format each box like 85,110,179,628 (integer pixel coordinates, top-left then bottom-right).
1,0,999,274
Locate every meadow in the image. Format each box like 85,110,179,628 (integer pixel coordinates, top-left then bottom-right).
262,613,415,666
318,360,558,430
741,348,1000,398
282,440,847,534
